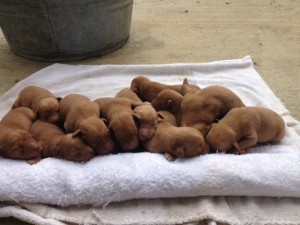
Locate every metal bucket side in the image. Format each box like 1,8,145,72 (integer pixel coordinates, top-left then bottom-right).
0,0,133,61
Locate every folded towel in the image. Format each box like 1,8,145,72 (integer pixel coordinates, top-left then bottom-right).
0,56,299,206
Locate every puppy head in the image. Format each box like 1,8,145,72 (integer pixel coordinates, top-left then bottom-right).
172,127,210,158
133,105,158,141
0,130,41,160
206,123,237,152
109,112,139,151
130,76,149,96
151,89,182,112
74,117,114,155
36,97,61,124
56,134,94,162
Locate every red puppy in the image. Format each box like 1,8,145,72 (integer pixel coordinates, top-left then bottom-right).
0,107,41,160
142,115,210,161
60,94,114,155
12,86,61,124
206,106,286,154
151,89,183,126
130,76,200,102
30,120,94,163
181,85,245,135
94,97,140,152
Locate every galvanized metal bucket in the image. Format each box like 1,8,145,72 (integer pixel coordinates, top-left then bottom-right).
0,0,133,62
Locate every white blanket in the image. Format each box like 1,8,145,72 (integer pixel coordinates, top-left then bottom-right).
0,55,299,207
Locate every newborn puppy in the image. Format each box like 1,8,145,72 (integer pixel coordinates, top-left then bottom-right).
94,97,139,152
30,120,94,163
143,117,210,161
206,106,286,154
60,94,114,155
130,76,199,102
116,88,160,141
133,104,160,141
12,86,61,124
0,107,42,160
151,89,183,126
181,85,245,135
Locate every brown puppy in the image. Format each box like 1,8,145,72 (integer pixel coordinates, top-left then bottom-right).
30,120,94,163
181,85,245,135
0,107,42,160
206,106,286,154
115,88,159,141
60,94,114,155
142,117,210,161
94,97,140,152
151,89,183,126
12,86,61,124
130,76,200,102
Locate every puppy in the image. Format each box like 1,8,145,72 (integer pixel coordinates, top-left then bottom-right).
151,89,183,126
130,76,199,102
30,120,94,163
60,94,114,155
206,106,286,154
94,97,140,151
143,117,210,161
115,88,159,141
0,107,42,160
133,104,160,141
181,85,245,135
12,86,61,124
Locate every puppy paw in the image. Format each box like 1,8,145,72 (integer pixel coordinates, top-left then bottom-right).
164,152,176,161
26,156,41,165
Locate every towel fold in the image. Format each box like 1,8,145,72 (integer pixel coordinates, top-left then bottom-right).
0,55,299,207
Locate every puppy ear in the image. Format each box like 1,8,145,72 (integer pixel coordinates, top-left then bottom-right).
133,112,141,120
157,112,165,122
174,146,185,158
101,118,108,125
72,129,81,137
56,97,62,102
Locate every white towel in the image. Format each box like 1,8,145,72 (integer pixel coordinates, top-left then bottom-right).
0,55,299,207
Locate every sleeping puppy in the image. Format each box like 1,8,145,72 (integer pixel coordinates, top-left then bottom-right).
59,94,114,155
130,76,199,102
0,107,42,161
94,97,140,152
181,85,245,135
115,88,159,141
206,106,286,154
29,120,94,163
12,86,61,124
142,114,210,161
151,89,183,126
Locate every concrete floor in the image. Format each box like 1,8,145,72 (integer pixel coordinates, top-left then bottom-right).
0,0,299,224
